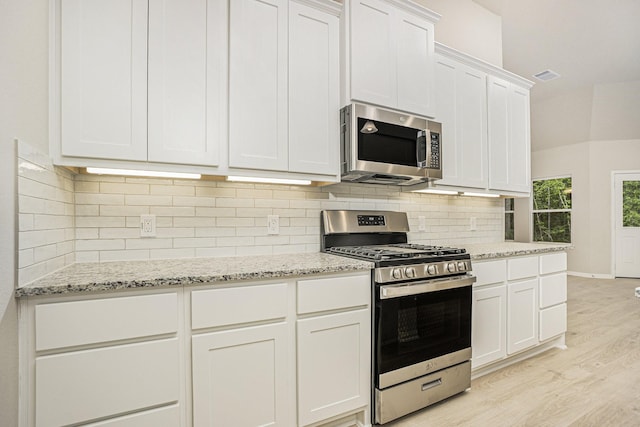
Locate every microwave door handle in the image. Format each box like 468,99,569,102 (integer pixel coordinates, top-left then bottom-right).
416,130,428,168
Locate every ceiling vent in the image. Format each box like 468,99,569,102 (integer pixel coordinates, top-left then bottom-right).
532,69,561,82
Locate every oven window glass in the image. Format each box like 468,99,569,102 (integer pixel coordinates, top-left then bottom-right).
357,118,421,167
375,285,471,378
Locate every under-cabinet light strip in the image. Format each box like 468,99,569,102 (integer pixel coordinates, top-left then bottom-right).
86,167,201,180
226,176,312,186
462,192,500,198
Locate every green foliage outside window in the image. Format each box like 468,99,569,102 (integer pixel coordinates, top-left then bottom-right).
533,177,572,243
505,198,514,240
623,181,640,227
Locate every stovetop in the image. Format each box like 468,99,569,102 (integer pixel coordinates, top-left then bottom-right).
326,243,467,262
321,210,473,283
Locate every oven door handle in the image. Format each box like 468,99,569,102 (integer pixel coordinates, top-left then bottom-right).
379,274,476,299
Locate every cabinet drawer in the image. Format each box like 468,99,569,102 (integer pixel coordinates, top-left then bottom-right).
83,404,180,427
473,260,506,287
539,272,567,308
539,303,567,341
191,283,288,330
297,274,370,314
35,292,178,351
35,338,180,427
507,256,538,280
539,252,567,274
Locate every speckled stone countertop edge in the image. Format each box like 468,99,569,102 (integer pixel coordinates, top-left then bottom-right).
15,243,572,298
463,243,573,260
15,254,374,298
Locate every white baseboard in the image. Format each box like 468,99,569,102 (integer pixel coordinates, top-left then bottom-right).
567,271,615,279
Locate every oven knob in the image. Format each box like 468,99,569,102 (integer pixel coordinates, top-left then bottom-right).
404,267,416,278
457,261,467,271
392,268,403,280
447,262,457,273
427,265,437,275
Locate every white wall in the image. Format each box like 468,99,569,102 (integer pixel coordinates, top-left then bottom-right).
531,80,640,276
0,0,49,422
415,0,503,67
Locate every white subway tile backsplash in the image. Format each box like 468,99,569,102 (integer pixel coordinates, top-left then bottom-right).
17,142,504,287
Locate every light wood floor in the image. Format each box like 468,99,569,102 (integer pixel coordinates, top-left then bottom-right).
387,276,640,427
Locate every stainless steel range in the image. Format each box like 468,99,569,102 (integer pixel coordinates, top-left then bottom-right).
321,210,475,424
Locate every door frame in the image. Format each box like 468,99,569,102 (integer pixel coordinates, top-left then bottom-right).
610,170,640,278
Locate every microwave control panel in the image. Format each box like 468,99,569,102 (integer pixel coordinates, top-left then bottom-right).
429,132,440,169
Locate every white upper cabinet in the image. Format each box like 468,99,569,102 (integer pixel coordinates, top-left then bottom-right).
147,0,224,166
288,1,340,176
60,0,148,161
347,0,439,118
430,43,533,196
58,0,225,166
487,75,532,194
435,52,487,189
229,0,341,176
228,0,289,171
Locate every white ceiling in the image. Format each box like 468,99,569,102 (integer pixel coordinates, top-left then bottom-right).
473,0,640,102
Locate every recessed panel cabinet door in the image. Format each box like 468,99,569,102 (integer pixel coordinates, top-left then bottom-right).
507,85,531,193
350,0,396,108
297,310,370,426
472,285,507,368
435,54,487,188
61,0,147,160
147,0,225,166
229,0,288,171
192,323,290,427
288,1,339,176
487,76,510,191
507,278,539,354
396,10,435,118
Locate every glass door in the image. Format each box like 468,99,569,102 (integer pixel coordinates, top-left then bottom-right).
615,173,640,278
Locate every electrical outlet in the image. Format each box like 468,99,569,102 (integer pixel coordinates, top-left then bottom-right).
140,214,156,237
469,217,477,231
418,216,426,231
267,215,279,235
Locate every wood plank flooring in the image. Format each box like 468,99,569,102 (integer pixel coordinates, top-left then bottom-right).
387,276,640,427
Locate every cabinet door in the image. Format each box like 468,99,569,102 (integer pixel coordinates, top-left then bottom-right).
435,55,487,188
350,0,396,108
60,0,147,161
507,85,531,193
487,76,510,191
229,0,288,171
539,303,567,341
487,76,531,194
147,0,224,166
472,285,507,368
507,278,539,354
297,309,370,426
396,10,435,117
192,323,290,427
288,1,339,175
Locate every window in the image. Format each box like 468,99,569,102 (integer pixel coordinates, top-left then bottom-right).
622,180,640,227
505,198,514,240
532,177,572,243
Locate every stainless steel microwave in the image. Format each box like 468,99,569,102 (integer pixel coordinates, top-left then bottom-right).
340,103,442,186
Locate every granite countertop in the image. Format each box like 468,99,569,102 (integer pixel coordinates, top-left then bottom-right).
460,242,572,260
16,242,571,297
16,253,373,297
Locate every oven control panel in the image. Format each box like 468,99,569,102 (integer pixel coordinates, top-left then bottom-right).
375,259,472,284
357,215,386,226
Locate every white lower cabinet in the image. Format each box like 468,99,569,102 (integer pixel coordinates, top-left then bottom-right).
189,272,370,427
191,323,290,427
297,309,370,426
20,291,183,427
472,252,567,372
472,284,506,368
507,278,539,354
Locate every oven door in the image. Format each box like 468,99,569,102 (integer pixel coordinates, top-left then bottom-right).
374,274,474,389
